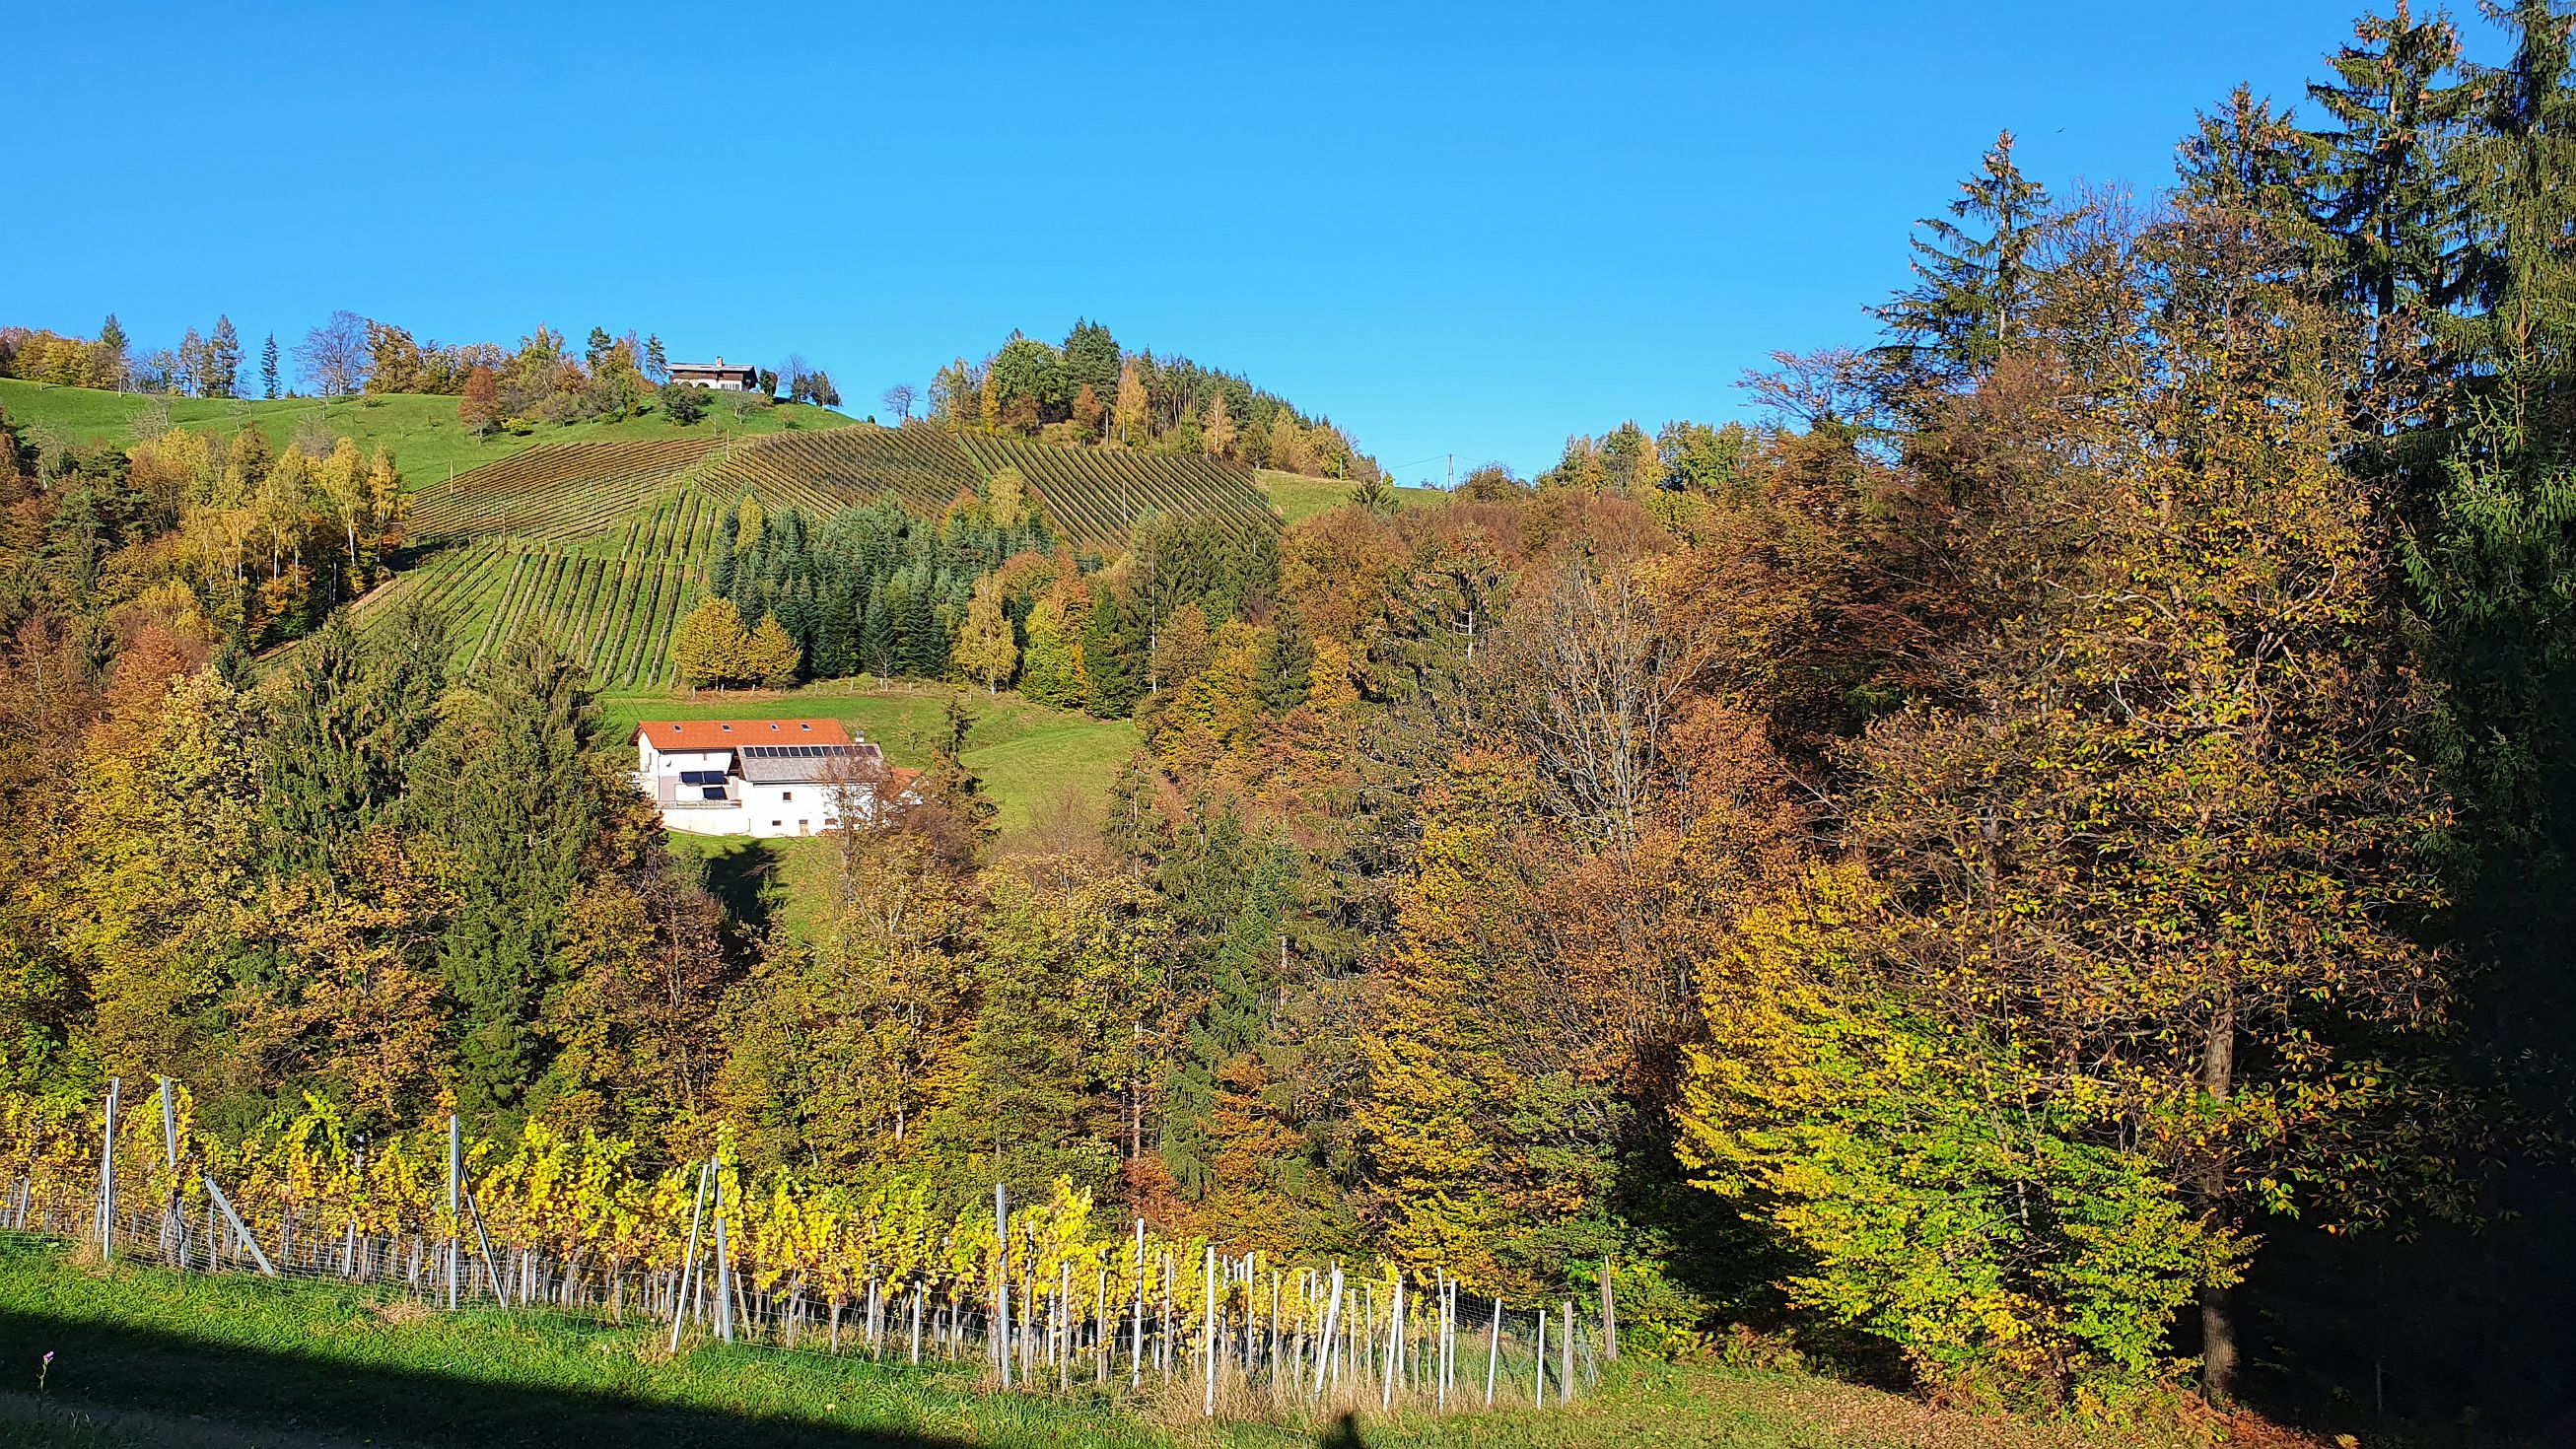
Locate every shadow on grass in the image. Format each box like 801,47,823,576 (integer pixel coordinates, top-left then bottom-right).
0,1303,970,1449
689,837,779,937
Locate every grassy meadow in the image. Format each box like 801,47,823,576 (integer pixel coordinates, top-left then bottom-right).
1253,469,1444,524
0,377,854,486
0,1237,2239,1449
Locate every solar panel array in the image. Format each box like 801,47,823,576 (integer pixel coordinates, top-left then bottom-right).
740,745,856,760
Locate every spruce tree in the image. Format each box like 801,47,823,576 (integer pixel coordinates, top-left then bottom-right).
1872,130,2057,388
207,315,243,398
2306,3,2467,433
412,631,603,1118
1079,591,1141,716
1157,813,1294,1199
260,332,280,399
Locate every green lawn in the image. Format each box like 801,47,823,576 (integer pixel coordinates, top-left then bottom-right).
0,1236,2215,1449
0,377,854,489
619,682,1140,940
1254,469,1443,525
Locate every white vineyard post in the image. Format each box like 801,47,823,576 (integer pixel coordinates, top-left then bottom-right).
668,1159,710,1354
96,1076,119,1261
1485,1296,1500,1408
993,1182,1010,1389
1202,1242,1218,1416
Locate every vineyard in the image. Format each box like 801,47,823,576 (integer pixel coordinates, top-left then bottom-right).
9,1080,1613,1426
364,489,721,687
369,427,1281,684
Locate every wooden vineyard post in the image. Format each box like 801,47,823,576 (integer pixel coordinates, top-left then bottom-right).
96,1076,119,1261
1601,1263,1618,1363
1562,1299,1574,1402
1202,1243,1218,1416
668,1160,711,1353
993,1183,1010,1390
1485,1296,1500,1408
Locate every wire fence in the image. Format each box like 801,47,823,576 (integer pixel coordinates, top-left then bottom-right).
9,1077,1611,1421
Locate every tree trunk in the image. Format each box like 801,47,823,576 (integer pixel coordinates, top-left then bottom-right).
2198,988,2239,1404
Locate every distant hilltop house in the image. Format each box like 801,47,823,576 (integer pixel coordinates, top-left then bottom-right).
666,357,760,391
633,718,919,837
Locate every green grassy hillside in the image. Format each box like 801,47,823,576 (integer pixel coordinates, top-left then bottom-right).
0,376,853,485
1255,468,1445,523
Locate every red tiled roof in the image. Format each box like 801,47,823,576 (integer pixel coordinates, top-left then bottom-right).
635,719,852,751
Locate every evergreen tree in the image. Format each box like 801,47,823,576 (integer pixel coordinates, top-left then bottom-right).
2307,3,2467,432
1157,812,1294,1198
412,631,604,1119
899,581,947,677
1252,614,1313,714
260,332,280,399
1079,590,1141,716
206,315,243,398
1873,130,2057,387
261,606,448,873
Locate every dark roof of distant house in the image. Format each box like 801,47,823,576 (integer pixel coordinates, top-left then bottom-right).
737,740,885,784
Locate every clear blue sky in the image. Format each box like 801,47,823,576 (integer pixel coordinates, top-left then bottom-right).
0,2,2504,484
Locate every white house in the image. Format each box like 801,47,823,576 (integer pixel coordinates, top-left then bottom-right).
665,356,760,391
633,718,919,838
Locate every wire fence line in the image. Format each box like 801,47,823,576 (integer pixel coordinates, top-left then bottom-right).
10,1074,1611,1420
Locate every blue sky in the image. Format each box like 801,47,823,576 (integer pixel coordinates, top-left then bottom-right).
0,3,2504,483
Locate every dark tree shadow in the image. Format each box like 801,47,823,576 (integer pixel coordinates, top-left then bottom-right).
0,1303,976,1448
1317,1410,1364,1449
690,838,779,939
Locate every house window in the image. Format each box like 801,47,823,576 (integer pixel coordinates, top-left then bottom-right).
782,790,794,801
798,819,809,835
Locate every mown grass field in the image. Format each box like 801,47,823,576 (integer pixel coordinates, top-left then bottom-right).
0,377,854,487
0,1236,2231,1449
1254,470,1444,524
622,682,1139,938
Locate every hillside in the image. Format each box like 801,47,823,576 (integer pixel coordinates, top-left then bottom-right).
0,376,854,484
370,427,1279,688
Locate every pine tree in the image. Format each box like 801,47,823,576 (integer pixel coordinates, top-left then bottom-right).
260,332,280,399
1079,591,1141,717
206,315,242,398
90,313,130,390
412,631,604,1118
1252,614,1312,714
900,584,947,677
2307,2,2466,431
1157,812,1294,1199
1873,130,2057,387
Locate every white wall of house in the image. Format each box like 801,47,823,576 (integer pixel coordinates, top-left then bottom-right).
638,735,876,838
